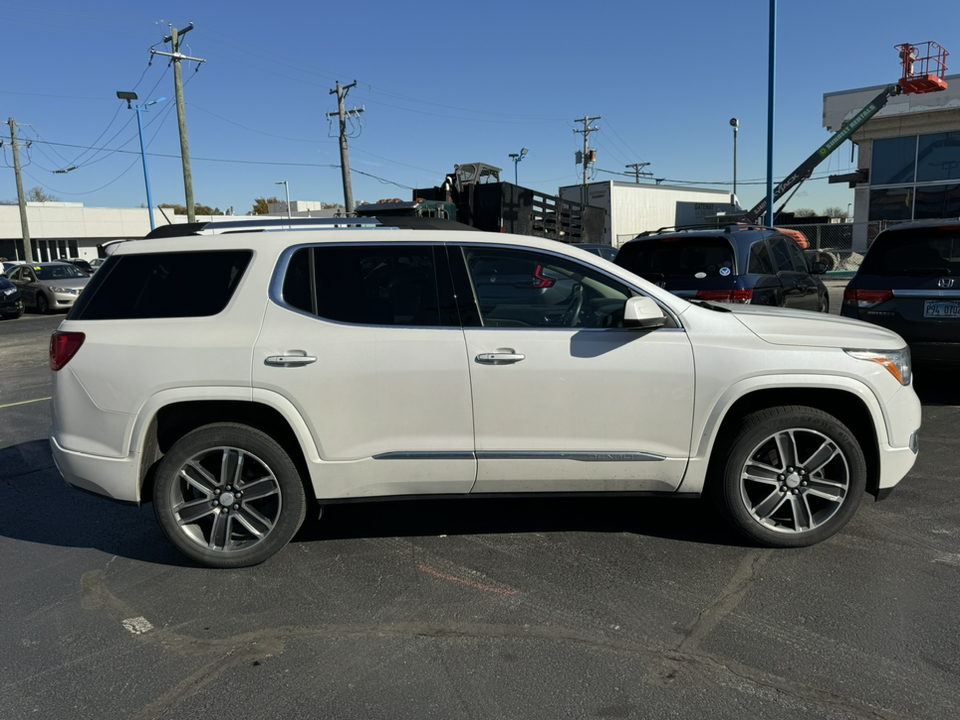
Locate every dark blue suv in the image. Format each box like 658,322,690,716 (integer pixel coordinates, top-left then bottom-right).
615,225,829,312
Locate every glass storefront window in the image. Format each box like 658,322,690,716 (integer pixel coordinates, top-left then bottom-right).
869,187,913,221
913,183,960,219
916,132,960,182
872,136,917,185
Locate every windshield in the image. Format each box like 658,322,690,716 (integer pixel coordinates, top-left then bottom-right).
36,264,89,280
860,228,960,277
615,236,736,281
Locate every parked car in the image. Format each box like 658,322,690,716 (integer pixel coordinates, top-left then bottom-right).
50,222,920,567
842,219,960,363
0,259,26,276
63,258,94,274
615,225,830,312
0,275,23,319
7,262,90,313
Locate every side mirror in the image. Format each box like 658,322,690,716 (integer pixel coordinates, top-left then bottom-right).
810,261,828,275
623,296,667,329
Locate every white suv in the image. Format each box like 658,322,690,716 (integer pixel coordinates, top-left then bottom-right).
49,224,921,567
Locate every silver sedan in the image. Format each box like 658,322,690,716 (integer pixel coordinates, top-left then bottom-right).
7,262,90,314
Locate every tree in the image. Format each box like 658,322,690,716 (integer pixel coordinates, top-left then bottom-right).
159,203,223,216
823,206,849,219
249,196,280,215
27,186,60,202
792,208,818,218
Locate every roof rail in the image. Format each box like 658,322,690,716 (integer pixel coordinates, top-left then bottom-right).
143,215,479,240
635,223,765,238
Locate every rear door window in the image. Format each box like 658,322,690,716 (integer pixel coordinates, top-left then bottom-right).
615,236,736,281
282,245,456,327
69,250,252,319
747,241,776,274
768,237,796,273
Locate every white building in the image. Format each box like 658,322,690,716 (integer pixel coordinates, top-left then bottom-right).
822,72,960,249
559,181,735,247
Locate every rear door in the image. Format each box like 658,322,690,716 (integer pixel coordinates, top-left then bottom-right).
253,243,477,499
769,236,818,310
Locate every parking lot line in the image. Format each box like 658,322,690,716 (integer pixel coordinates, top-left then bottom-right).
0,397,51,410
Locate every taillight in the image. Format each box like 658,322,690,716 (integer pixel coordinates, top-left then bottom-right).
533,265,555,288
50,331,85,371
696,288,753,304
842,288,893,308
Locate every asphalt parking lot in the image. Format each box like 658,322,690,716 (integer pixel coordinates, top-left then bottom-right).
1,310,958,720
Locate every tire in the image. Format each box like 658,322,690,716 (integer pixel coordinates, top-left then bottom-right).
153,423,307,568
35,293,50,314
818,293,829,314
713,406,866,547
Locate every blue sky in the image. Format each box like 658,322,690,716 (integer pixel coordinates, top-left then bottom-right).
1,0,957,217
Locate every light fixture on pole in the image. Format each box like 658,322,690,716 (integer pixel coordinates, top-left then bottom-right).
730,118,739,208
118,91,166,231
275,181,291,220
508,148,528,185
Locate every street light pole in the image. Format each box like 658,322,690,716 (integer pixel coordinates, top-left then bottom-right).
276,181,291,219
730,118,739,208
508,148,528,185
118,92,165,231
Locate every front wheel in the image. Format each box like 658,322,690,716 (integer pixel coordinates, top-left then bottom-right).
153,423,307,568
714,406,866,547
35,293,50,314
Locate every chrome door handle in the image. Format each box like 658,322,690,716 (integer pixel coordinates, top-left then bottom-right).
264,355,317,367
475,351,525,365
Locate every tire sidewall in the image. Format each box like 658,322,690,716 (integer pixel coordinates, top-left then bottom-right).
153,423,307,568
716,407,866,547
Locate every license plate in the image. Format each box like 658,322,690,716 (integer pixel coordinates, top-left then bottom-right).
923,300,960,318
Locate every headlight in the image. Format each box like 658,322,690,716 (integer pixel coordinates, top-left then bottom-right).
49,286,79,295
2,288,14,297
845,347,912,386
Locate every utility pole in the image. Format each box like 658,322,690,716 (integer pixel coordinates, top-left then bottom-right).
7,118,33,262
327,81,364,215
625,162,651,183
574,115,601,206
152,23,205,223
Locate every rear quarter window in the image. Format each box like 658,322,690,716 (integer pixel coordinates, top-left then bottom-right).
68,250,252,320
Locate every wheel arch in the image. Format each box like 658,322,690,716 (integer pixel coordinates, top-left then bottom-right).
684,383,882,499
138,399,315,504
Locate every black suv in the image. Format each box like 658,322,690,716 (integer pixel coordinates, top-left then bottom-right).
615,225,829,311
842,219,960,363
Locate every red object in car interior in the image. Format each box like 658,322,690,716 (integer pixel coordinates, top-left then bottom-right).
49,331,85,371
533,265,555,288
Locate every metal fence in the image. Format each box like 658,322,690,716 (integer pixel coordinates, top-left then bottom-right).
776,220,909,272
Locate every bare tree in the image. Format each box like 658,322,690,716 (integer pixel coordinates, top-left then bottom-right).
792,208,818,218
823,206,849,219
26,186,60,202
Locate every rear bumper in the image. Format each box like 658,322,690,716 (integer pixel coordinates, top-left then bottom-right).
50,434,142,504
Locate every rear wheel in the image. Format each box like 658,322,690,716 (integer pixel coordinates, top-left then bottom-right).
35,293,50,314
714,406,866,547
817,293,829,314
153,423,307,568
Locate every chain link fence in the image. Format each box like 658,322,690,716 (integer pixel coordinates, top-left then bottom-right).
776,220,910,273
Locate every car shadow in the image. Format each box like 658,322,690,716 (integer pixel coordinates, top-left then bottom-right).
0,439,750,567
912,362,960,406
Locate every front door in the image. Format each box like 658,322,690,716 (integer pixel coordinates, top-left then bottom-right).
453,244,695,494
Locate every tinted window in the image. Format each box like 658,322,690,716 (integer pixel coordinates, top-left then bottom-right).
859,228,960,277
69,250,252,320
616,237,735,280
916,132,960,183
869,187,913,221
747,242,775,274
462,246,632,329
768,237,795,273
284,245,448,326
872,136,917,185
784,238,810,272
913,183,960,220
